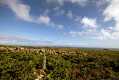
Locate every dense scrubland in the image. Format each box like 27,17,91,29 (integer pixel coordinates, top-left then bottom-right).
0,45,119,80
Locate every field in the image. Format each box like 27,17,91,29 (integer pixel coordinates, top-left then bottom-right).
0,45,119,80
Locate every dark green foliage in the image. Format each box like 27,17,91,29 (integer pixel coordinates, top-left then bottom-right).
0,51,43,80
0,46,119,80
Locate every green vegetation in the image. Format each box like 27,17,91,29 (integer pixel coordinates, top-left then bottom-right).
0,46,119,80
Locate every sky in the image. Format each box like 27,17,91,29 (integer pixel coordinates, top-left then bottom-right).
0,0,119,48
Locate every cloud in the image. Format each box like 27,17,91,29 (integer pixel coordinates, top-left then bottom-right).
47,0,88,6
37,15,51,25
47,0,64,6
69,31,81,37
57,24,64,29
69,29,116,41
69,30,100,38
95,0,109,8
53,6,60,11
69,0,88,6
103,0,119,31
97,29,119,40
0,35,28,41
53,8,65,16
2,0,32,22
37,15,64,29
0,0,64,30
69,16,99,39
76,0,119,40
74,16,81,22
66,11,73,19
103,0,119,22
101,0,119,40
0,35,55,46
100,29,114,40
81,17,97,28
0,35,32,45
50,22,64,29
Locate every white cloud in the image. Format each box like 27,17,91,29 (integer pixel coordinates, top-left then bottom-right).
103,0,119,31
69,29,118,41
47,0,64,6
66,11,73,19
2,0,32,22
0,0,64,30
57,24,64,29
53,6,60,11
37,15,51,25
0,35,56,46
37,16,64,29
99,29,119,40
50,22,64,29
69,0,88,6
81,17,97,28
69,30,99,38
102,0,119,39
54,9,65,16
100,29,114,39
69,17,99,39
103,0,119,22
74,16,81,22
69,31,82,37
47,0,88,6
95,0,109,8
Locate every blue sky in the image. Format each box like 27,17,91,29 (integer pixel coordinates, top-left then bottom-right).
0,0,119,48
